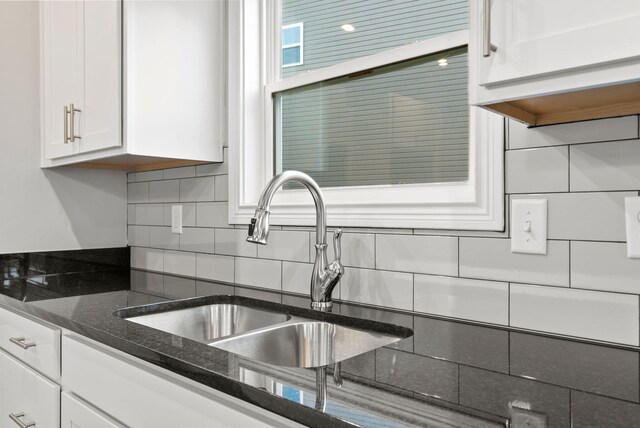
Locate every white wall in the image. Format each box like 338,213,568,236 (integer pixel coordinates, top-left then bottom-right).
0,1,127,253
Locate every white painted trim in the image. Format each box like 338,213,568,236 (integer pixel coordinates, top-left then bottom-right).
229,1,505,231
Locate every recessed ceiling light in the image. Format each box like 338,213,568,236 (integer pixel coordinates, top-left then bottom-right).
437,58,448,67
341,24,355,32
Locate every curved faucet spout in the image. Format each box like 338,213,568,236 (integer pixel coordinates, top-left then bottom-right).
246,171,343,310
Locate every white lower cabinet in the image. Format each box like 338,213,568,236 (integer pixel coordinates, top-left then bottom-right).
62,335,298,428
61,392,125,428
0,350,60,428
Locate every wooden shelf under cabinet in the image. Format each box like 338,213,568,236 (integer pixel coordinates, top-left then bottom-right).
485,81,640,126
71,155,212,172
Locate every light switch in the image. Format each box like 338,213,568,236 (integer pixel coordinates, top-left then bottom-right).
511,199,548,255
625,197,640,258
171,205,183,234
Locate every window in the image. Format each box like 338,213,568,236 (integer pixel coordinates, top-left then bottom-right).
281,23,303,67
229,0,504,230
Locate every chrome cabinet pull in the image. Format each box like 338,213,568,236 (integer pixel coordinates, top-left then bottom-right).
483,0,498,57
63,105,70,144
9,337,36,350
9,412,36,428
69,103,81,142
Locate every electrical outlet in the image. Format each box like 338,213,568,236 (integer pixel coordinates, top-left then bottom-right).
171,205,183,234
625,197,640,258
511,199,548,255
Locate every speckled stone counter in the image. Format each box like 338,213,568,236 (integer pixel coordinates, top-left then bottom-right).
1,267,639,427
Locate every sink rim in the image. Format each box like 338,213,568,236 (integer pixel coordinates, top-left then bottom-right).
114,294,414,341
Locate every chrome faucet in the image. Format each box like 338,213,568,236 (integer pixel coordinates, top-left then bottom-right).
246,171,344,311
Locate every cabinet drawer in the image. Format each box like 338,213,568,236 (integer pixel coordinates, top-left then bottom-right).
61,392,126,428
63,335,292,428
0,307,61,379
0,350,60,428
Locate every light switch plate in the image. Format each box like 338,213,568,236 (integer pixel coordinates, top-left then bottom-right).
511,199,548,255
171,205,183,234
625,197,640,258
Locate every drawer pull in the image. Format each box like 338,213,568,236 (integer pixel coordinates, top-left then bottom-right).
9,337,36,350
9,412,35,428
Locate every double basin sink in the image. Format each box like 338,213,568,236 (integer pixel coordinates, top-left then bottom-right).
115,296,412,368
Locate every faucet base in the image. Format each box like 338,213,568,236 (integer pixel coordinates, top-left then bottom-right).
311,301,333,311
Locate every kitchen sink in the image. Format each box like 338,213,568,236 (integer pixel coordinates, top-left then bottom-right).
212,318,401,368
125,303,290,344
117,296,412,368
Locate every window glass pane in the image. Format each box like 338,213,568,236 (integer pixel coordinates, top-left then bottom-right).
282,47,301,66
282,0,468,76
282,25,301,45
275,47,469,188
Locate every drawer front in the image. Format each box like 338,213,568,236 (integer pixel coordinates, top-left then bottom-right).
63,335,290,428
0,307,61,379
0,350,60,428
61,392,126,428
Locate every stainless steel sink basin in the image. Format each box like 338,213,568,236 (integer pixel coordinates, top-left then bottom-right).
211,318,402,368
125,304,290,344
119,296,412,369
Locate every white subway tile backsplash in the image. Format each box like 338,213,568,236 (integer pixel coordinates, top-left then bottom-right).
136,204,164,226
258,230,309,263
508,116,639,150
214,228,257,257
196,253,234,283
163,166,195,180
149,180,179,203
341,268,413,310
127,182,149,203
130,270,164,296
376,235,458,276
414,275,508,325
163,276,196,299
128,225,149,247
234,257,281,290
512,192,632,242
180,176,215,202
196,202,230,228
506,147,569,194
510,283,639,345
460,238,569,287
149,226,179,250
282,262,313,295
311,232,375,269
572,241,640,294
135,170,164,182
214,175,228,201
163,203,196,227
127,172,136,183
131,247,163,271
180,228,215,253
571,139,640,191
164,250,196,276
127,204,136,225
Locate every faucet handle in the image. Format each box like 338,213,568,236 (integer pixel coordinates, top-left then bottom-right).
333,229,342,263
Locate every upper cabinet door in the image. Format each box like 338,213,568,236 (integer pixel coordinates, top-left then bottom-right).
76,0,121,154
476,0,640,87
42,1,78,160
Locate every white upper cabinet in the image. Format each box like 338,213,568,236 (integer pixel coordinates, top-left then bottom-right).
470,0,640,126
41,0,225,171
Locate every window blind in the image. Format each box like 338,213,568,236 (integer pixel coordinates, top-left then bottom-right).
276,47,469,188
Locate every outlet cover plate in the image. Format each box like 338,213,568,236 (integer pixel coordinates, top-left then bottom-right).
511,199,548,255
625,197,640,258
171,205,183,234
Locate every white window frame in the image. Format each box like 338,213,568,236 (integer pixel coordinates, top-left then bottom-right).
229,0,504,230
281,22,303,67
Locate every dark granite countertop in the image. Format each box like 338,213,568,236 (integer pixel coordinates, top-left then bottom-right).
0,255,638,427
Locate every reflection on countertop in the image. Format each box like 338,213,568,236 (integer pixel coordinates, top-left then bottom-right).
1,266,639,427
